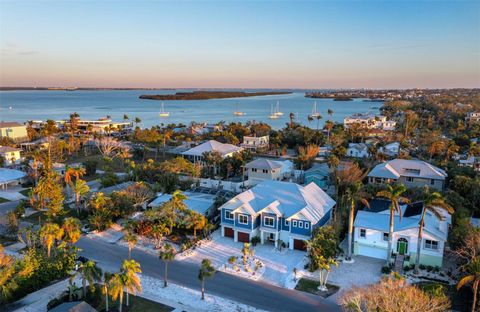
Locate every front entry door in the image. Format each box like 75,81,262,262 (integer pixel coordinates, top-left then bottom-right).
397,239,408,255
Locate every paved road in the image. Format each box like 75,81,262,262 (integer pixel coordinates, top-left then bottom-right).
77,237,340,312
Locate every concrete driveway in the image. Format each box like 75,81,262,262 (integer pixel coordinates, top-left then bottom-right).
328,255,383,290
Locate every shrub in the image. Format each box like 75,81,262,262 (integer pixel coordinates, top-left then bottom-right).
100,171,119,188
426,265,434,272
84,160,98,176
250,236,261,246
419,264,426,270
228,256,236,264
381,266,391,274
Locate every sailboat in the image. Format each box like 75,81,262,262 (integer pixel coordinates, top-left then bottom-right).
159,102,169,117
268,103,279,119
274,101,283,116
233,103,245,116
310,101,320,117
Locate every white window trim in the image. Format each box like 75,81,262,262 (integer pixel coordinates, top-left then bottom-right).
383,232,389,241
292,220,298,227
424,239,439,251
224,210,233,220
298,221,304,228
264,216,275,227
238,214,248,225
305,222,310,229
285,220,289,226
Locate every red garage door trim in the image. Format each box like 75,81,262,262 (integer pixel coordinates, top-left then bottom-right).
293,239,307,251
224,227,234,238
238,231,250,243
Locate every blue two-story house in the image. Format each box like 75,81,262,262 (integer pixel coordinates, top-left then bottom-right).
219,180,336,250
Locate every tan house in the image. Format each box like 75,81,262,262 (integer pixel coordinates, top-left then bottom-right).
0,146,22,166
367,159,447,190
0,122,28,142
241,135,269,150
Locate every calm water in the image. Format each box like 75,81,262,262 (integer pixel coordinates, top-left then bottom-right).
0,90,380,129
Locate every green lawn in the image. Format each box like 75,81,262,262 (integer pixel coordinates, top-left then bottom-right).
0,197,10,204
295,278,339,298
89,293,174,312
20,188,31,197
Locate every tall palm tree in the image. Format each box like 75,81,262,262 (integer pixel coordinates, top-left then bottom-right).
345,182,370,261
289,112,295,129
134,117,142,128
102,272,114,312
198,259,215,300
122,259,142,307
376,184,410,264
159,244,175,287
324,120,334,145
79,260,102,298
315,114,322,145
71,179,90,215
39,222,64,258
109,273,126,312
327,108,333,117
171,190,187,210
457,258,480,312
124,232,138,260
414,188,453,274
62,217,82,244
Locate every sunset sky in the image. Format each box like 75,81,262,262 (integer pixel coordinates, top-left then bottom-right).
0,0,479,89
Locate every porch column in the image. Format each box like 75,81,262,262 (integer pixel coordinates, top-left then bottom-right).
274,232,278,248
234,230,238,243
260,231,264,245
289,237,294,250
221,226,225,237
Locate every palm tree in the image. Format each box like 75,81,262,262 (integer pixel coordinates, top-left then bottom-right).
122,259,142,307
71,179,90,215
159,244,175,287
102,271,113,311
345,182,370,261
79,260,102,298
327,108,333,117
457,258,480,312
198,259,215,300
109,273,126,312
39,222,64,258
134,117,142,128
62,217,82,244
124,232,137,260
185,212,206,238
414,188,453,274
324,120,334,144
123,114,129,122
289,112,295,129
171,190,187,210
315,114,322,145
376,184,410,264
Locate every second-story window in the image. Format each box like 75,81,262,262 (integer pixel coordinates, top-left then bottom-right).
430,179,435,185
264,216,274,227
360,229,366,238
225,210,233,220
238,214,248,225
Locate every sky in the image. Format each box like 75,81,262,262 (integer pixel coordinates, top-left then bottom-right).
0,0,479,89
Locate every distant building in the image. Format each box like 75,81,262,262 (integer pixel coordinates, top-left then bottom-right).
0,146,22,166
466,112,480,124
304,162,330,190
0,122,28,142
457,155,480,172
378,142,400,157
318,145,333,157
182,140,243,163
241,135,269,150
245,158,292,185
343,114,396,131
74,118,131,133
346,143,370,158
367,159,447,190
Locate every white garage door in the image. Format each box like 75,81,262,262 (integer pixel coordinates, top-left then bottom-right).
357,245,387,260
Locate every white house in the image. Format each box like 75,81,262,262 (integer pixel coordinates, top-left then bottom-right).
354,200,451,267
0,122,28,142
0,146,22,166
0,168,27,189
241,135,269,150
219,180,335,250
346,143,370,158
181,140,243,163
378,142,400,157
343,114,396,130
245,158,293,185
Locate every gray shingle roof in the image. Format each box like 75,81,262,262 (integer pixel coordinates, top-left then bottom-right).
368,159,447,180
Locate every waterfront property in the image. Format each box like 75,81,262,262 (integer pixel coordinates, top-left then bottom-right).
245,158,293,185
353,199,451,267
219,180,335,250
241,135,269,151
367,159,447,190
74,117,131,133
0,146,22,166
343,114,396,130
0,121,28,142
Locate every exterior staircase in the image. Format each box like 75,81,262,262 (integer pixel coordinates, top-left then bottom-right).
394,254,405,273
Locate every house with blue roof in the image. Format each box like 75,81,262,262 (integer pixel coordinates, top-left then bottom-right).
353,199,451,267
304,163,330,190
219,180,336,250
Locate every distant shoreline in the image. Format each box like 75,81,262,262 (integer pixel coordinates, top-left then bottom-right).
0,87,175,91
139,91,292,100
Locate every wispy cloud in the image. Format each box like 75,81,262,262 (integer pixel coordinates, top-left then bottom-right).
1,42,38,56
